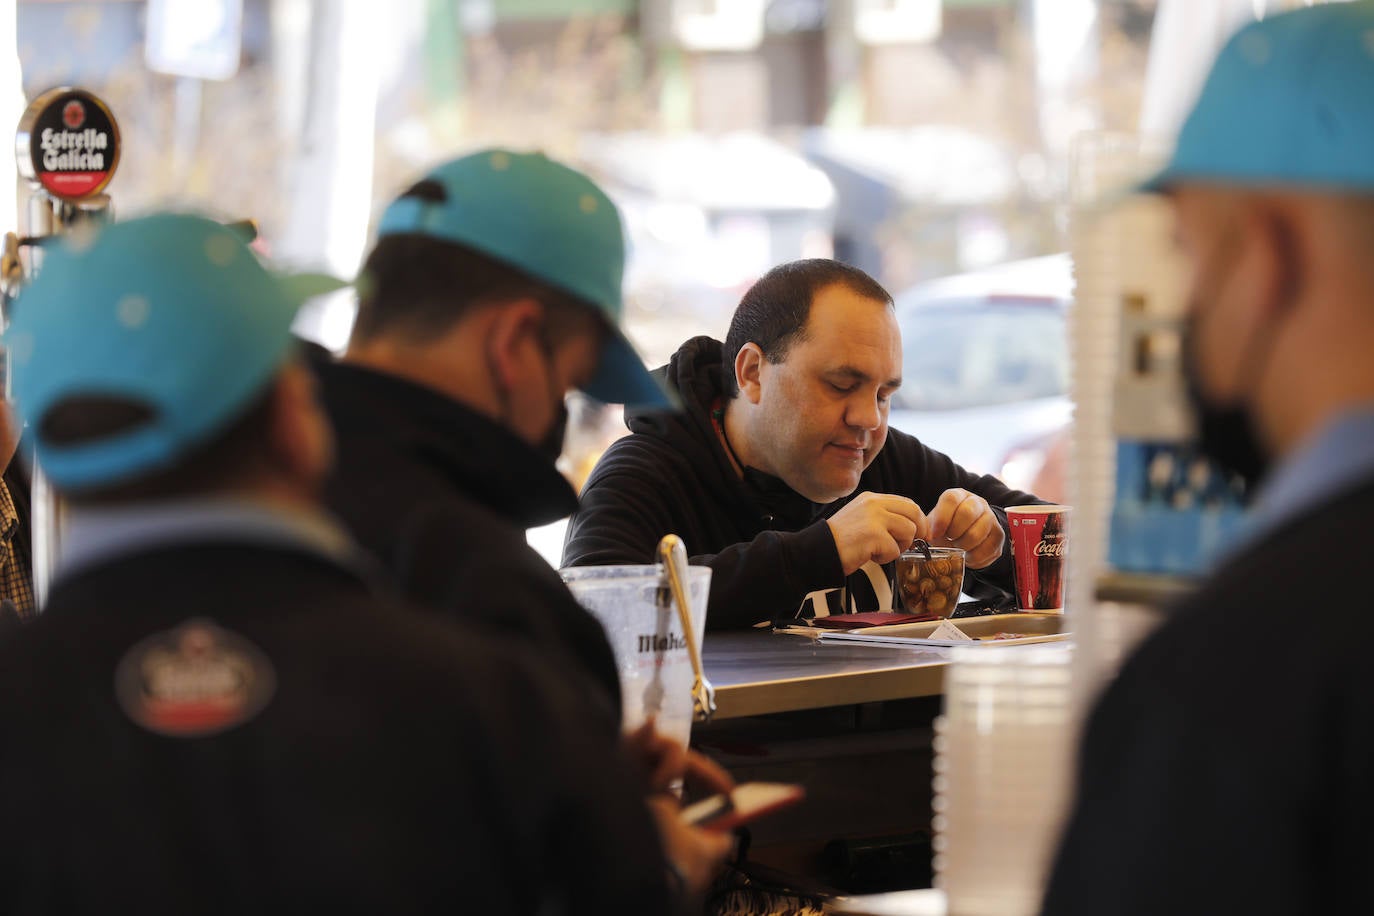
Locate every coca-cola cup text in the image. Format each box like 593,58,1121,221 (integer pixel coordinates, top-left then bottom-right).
1006,505,1070,613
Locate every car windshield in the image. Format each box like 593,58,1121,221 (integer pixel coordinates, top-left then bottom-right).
892,299,1068,411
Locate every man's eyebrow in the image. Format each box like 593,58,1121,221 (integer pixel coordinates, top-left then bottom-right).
827,365,903,388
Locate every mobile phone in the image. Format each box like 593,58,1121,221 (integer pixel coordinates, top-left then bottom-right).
680,782,805,832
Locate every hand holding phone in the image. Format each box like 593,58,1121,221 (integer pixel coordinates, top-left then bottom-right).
680,782,805,832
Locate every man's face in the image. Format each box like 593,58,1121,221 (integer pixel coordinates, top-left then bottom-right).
1170,186,1236,401
276,360,337,495
507,322,601,455
750,283,902,503
1173,186,1263,407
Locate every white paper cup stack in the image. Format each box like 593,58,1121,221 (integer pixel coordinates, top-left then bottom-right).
932,644,1074,916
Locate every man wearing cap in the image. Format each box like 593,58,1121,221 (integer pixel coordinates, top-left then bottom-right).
316,150,733,889
1044,4,1374,912
317,149,670,709
0,213,679,912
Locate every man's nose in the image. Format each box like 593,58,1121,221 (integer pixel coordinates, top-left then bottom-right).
846,393,883,431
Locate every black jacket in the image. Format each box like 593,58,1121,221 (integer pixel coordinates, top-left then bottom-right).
563,336,1035,629
317,360,621,723
0,540,671,915
1042,476,1374,915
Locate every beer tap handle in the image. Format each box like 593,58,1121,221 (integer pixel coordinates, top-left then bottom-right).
1,233,24,324
657,534,715,722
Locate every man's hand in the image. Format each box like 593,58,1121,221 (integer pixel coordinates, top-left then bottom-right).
646,796,734,899
826,492,931,576
926,488,1005,569
624,720,735,797
624,722,735,900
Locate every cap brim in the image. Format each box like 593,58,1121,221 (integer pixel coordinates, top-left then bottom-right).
1134,163,1174,195
581,328,677,410
277,271,352,303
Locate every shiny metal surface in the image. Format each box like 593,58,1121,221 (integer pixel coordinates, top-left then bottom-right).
701,630,952,719
826,888,946,915
659,534,716,721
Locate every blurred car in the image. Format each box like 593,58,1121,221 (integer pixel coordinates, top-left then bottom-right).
887,253,1072,502
579,131,837,366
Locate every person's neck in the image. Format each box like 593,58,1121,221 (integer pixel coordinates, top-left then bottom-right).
1267,383,1374,463
212,478,327,517
344,338,501,422
720,401,766,479
1258,278,1374,459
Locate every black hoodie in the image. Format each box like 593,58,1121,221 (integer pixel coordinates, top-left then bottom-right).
315,359,622,730
563,337,1038,629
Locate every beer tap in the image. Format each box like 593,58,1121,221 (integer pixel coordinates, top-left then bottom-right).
8,87,122,608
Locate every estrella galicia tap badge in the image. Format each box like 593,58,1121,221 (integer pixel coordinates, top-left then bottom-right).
115,618,276,738
15,87,121,202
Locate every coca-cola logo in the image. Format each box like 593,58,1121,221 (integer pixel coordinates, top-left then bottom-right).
1033,539,1066,558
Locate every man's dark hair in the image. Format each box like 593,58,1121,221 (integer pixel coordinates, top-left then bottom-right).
41,387,278,506
721,258,893,398
351,179,602,345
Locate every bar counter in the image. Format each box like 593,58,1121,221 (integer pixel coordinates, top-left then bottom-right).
701,630,952,719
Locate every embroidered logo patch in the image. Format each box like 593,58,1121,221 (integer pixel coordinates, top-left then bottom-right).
115,618,275,738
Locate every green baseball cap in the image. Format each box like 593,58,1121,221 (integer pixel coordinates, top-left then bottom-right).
5,213,345,491
1141,2,1374,194
376,149,671,409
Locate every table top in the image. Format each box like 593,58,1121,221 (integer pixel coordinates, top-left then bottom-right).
700,629,953,719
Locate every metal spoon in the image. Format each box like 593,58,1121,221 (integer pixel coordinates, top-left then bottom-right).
657,533,716,722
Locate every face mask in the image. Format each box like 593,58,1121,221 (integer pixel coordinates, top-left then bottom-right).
533,331,572,464
1181,312,1270,489
485,322,571,465
1178,229,1278,491
537,397,569,463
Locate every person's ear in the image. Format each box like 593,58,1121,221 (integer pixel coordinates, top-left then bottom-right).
735,343,766,405
483,298,545,391
1245,201,1303,322
268,362,334,487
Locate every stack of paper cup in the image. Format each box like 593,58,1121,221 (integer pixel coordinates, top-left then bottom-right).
1066,132,1174,713
932,644,1074,916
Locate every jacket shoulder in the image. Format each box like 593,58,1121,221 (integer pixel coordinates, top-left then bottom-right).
585,425,705,488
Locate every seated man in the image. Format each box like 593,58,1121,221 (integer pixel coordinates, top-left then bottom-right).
0,214,678,912
564,259,1040,628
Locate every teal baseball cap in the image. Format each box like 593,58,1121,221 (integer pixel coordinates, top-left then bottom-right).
1142,2,1374,194
5,213,346,491
376,148,672,409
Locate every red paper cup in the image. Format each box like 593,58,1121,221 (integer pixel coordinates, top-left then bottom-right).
1006,505,1070,613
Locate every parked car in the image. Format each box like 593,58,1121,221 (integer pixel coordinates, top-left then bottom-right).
887,253,1072,502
